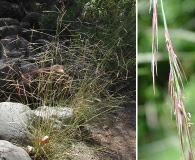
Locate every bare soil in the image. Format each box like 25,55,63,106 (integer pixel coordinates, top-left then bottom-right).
91,101,136,160
70,100,136,160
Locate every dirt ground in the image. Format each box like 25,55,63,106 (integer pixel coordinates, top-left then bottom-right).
92,101,136,160
70,100,136,160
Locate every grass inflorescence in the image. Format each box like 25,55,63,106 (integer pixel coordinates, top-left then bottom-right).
150,0,195,159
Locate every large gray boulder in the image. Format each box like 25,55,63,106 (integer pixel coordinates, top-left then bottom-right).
33,106,74,129
0,140,31,160
0,102,33,145
34,106,73,121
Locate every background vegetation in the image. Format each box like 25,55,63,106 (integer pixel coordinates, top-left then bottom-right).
138,0,195,159
21,0,136,104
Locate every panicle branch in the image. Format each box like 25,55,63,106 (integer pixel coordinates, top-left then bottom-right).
151,0,158,94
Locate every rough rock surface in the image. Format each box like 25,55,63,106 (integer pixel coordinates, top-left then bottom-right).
0,102,33,145
0,140,31,160
19,60,38,73
0,25,20,38
0,58,20,90
0,35,31,58
0,1,65,100
21,12,41,28
34,106,74,122
0,18,20,27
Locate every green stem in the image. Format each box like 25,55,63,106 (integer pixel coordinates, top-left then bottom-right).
160,0,167,29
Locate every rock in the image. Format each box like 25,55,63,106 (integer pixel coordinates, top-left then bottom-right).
34,106,73,121
21,12,41,28
0,1,25,21
18,28,49,42
0,140,31,160
33,106,74,129
20,22,31,29
0,18,19,27
0,25,19,39
0,35,31,58
0,58,20,89
0,102,33,145
0,58,34,101
19,61,38,73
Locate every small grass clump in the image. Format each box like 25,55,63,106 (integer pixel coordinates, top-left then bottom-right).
26,72,116,159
